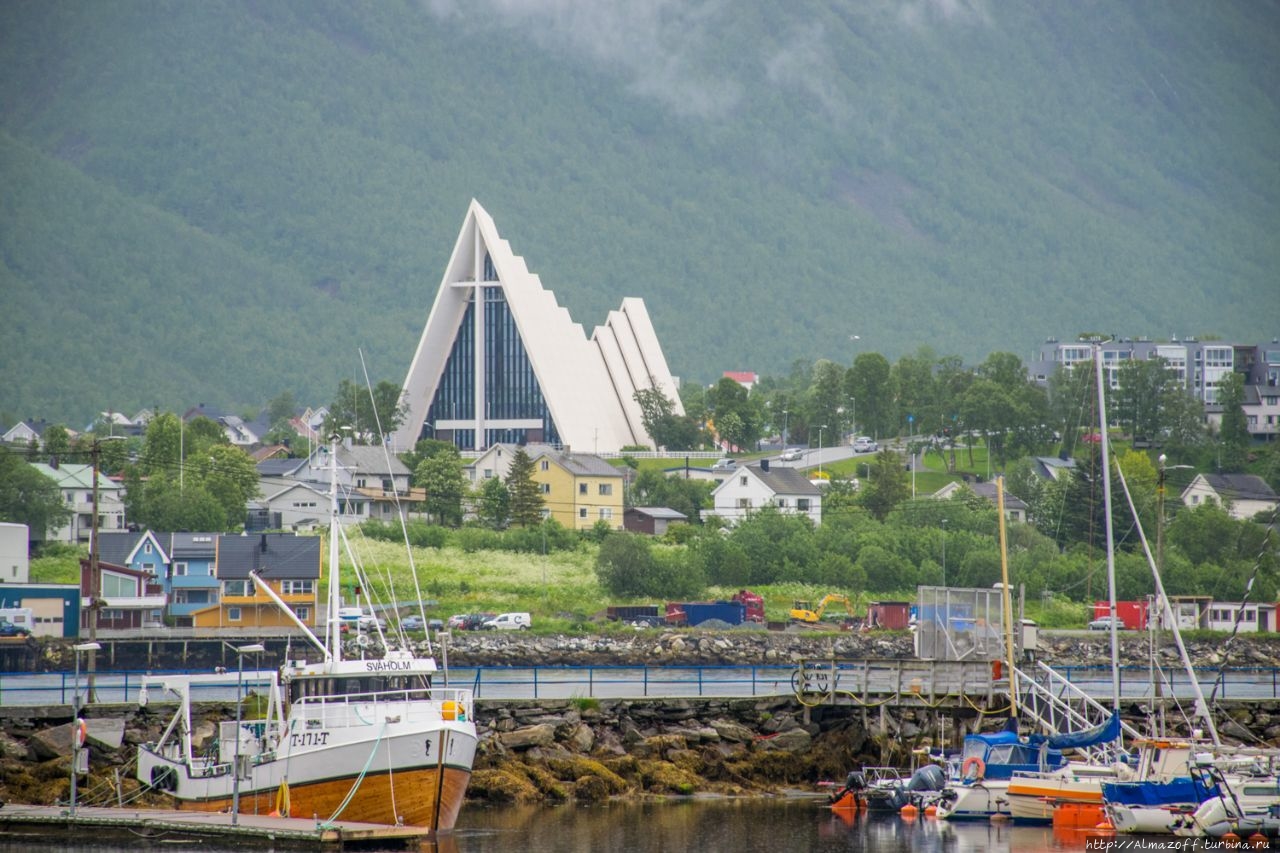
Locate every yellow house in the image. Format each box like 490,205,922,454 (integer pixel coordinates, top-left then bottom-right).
529,448,626,531
191,533,321,629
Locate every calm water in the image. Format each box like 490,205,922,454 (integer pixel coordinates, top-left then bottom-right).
0,798,1170,852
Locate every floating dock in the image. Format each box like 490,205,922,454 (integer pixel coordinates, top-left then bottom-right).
0,803,450,850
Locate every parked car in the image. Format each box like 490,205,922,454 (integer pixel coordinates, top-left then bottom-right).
358,614,387,631
446,614,469,629
852,436,878,453
779,448,803,462
460,612,497,631
1088,616,1124,631
481,612,532,631
401,615,425,631
428,618,445,632
0,618,30,638
711,458,737,470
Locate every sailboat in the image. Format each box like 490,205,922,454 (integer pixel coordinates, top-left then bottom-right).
136,434,478,831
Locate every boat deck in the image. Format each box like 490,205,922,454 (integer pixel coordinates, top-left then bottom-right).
0,803,443,850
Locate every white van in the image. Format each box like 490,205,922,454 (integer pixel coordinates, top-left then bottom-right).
481,612,531,631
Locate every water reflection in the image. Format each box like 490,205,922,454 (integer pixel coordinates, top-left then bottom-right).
451,798,1120,853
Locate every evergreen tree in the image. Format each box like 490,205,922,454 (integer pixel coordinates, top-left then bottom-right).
505,448,544,527
858,449,910,521
1216,373,1250,472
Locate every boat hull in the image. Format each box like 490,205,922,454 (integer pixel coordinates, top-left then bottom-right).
936,781,1010,820
1006,778,1104,825
1106,803,1187,835
139,720,477,831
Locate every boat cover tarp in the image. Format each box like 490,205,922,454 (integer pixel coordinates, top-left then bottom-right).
1027,712,1121,751
1102,776,1218,807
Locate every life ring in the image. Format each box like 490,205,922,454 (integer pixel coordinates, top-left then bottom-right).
961,756,985,781
75,718,87,748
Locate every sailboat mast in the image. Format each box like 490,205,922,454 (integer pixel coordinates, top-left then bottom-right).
1094,345,1121,713
327,433,343,662
996,476,1018,715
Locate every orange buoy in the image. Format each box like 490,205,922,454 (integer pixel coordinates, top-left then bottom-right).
1249,833,1267,848
1222,831,1240,847
924,805,937,817
900,803,919,818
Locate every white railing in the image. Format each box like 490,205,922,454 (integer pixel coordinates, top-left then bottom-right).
1009,661,1141,765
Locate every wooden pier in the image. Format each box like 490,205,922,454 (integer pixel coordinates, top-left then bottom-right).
0,803,452,850
792,657,1007,708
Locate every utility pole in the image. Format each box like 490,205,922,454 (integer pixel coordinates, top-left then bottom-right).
86,439,102,703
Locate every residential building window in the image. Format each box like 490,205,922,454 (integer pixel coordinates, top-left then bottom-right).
540,460,549,471
579,508,588,519
579,483,588,495
541,483,551,494
775,498,787,508
228,607,242,622
100,608,122,621
798,498,811,511
103,574,134,597
142,562,156,574
740,476,748,486
382,478,394,492
223,580,249,596
737,498,751,509
357,477,367,488
483,468,494,479
598,484,613,496
294,606,310,622
282,580,314,595
599,507,613,520
173,562,187,576
144,543,152,554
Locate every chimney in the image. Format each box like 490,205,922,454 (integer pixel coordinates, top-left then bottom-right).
760,459,770,473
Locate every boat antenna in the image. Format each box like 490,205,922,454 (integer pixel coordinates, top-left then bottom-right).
327,431,344,662
1093,344,1121,714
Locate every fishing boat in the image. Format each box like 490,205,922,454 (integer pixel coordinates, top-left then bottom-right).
136,435,477,831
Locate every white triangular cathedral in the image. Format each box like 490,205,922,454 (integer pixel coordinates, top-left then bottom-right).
392,200,683,454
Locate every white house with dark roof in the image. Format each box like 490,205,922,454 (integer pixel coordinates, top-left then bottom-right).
29,462,126,544
1180,474,1280,522
711,461,822,526
932,481,1029,523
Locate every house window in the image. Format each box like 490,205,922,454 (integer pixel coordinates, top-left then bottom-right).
100,608,122,621
579,483,588,495
173,562,187,576
294,606,310,622
144,543,152,554
228,607,242,622
775,498,787,508
282,580,314,595
540,460,549,471
798,498,811,511
740,476,748,486
382,478,394,492
737,498,751,509
599,507,613,520
579,508,588,519
103,574,134,597
541,483,551,494
356,478,367,488
484,468,494,479
223,580,249,596
598,484,613,496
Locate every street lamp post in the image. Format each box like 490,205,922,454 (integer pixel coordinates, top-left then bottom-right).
70,641,100,817
782,409,789,449
941,519,948,589
224,641,265,825
817,425,827,477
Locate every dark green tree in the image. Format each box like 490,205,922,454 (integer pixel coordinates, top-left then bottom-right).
1215,373,1249,472
415,448,466,526
859,449,910,520
634,387,703,451
324,379,407,444
505,448,544,527
41,424,71,463
475,476,511,530
0,446,71,538
845,352,894,437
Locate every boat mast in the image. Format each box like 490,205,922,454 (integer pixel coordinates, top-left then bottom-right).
327,433,343,663
996,476,1018,715
1094,345,1121,714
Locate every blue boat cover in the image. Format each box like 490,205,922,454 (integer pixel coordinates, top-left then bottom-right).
1027,712,1121,751
1102,776,1218,807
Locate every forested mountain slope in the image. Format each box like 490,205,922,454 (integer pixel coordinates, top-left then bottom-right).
1,0,1276,423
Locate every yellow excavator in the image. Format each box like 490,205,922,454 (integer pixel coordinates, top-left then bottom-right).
789,594,856,624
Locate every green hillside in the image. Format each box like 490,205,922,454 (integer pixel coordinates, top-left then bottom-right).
1,1,1276,424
